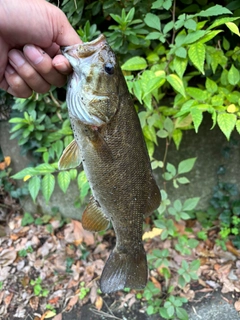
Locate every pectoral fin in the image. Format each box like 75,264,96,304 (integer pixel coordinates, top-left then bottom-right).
82,197,109,231
58,139,81,170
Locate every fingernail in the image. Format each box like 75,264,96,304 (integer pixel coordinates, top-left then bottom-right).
24,44,44,65
9,50,25,67
5,65,15,75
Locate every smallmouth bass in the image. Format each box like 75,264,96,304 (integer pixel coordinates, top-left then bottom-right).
59,34,161,294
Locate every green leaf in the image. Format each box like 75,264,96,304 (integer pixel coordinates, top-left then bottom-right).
172,129,182,150
206,78,218,94
176,307,189,320
34,163,56,175
186,87,208,101
143,126,157,144
188,42,205,74
198,30,223,44
183,197,200,211
28,176,41,203
197,5,232,17
143,75,166,98
236,119,240,134
208,17,239,30
217,113,237,140
175,47,187,59
21,212,34,226
177,177,190,184
178,158,197,174
184,19,197,31
166,74,186,97
121,56,147,71
144,13,161,31
225,22,240,36
228,64,240,86
191,108,203,133
41,173,55,203
57,171,71,193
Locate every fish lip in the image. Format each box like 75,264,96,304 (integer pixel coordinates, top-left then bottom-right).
61,34,107,58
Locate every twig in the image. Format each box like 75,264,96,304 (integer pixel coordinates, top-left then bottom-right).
90,307,124,320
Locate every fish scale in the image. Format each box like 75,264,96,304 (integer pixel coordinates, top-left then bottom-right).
59,34,161,294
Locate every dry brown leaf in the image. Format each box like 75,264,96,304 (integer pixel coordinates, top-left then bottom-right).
235,300,240,311
30,296,39,310
95,296,103,310
48,296,61,305
150,276,161,290
4,292,13,307
0,248,17,266
53,314,62,320
226,242,240,258
65,295,79,312
0,156,11,170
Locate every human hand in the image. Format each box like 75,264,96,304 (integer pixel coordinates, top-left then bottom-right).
0,0,81,98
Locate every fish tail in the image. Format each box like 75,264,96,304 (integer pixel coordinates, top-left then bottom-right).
100,246,147,294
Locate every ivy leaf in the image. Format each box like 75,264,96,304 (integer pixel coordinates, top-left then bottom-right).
28,176,41,203
188,42,205,74
217,113,237,140
42,173,55,204
178,158,197,174
58,171,71,193
121,56,147,71
166,74,186,97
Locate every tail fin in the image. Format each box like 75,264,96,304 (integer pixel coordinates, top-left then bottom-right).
100,247,147,294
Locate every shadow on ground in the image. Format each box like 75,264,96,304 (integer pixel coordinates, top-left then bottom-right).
61,290,240,320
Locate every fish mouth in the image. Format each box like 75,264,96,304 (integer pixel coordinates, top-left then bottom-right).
61,34,107,63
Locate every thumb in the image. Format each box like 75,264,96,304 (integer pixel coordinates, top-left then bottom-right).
52,6,82,47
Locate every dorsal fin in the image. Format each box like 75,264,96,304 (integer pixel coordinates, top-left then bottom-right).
82,197,109,232
58,139,82,170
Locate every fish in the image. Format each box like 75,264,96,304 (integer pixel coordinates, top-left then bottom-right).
59,34,161,294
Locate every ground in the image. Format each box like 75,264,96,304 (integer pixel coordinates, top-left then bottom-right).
1,183,240,320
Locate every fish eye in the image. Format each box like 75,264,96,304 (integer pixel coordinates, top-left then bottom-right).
104,63,114,75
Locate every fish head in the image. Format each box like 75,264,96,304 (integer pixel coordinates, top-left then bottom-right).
61,35,122,127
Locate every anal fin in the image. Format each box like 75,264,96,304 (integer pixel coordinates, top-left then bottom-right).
82,197,109,232
58,139,81,170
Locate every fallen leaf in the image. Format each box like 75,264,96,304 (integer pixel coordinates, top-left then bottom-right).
41,310,57,319
0,156,11,170
65,295,79,312
53,314,62,320
235,300,240,311
4,292,13,306
48,296,60,305
95,296,103,310
142,227,162,240
0,248,17,266
30,296,39,310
